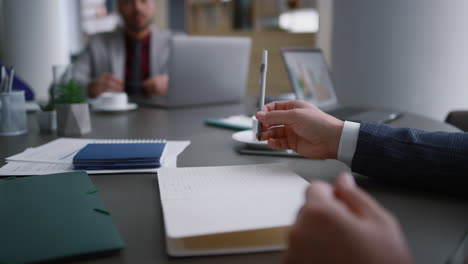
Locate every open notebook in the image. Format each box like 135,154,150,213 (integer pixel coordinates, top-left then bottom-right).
157,163,309,256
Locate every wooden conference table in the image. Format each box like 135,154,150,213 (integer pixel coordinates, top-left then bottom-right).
0,101,466,264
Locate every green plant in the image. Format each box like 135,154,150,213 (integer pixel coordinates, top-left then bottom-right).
53,80,87,104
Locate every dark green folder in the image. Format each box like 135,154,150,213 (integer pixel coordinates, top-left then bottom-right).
0,172,125,263
204,119,251,131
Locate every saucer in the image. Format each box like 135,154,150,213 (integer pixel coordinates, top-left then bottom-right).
91,102,138,112
232,130,271,150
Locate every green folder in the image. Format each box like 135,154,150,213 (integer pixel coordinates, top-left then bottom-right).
205,119,251,131
0,172,125,263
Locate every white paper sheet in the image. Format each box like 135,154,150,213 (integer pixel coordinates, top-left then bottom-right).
0,139,190,176
7,138,172,164
157,163,309,238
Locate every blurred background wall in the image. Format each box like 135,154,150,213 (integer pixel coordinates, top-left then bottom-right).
1,0,70,101
0,0,4,61
154,0,168,30
330,0,468,120
181,0,317,96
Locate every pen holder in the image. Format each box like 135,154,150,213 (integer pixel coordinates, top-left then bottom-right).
0,91,28,136
56,103,91,136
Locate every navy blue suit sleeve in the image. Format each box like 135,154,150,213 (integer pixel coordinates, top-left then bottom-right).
352,122,468,187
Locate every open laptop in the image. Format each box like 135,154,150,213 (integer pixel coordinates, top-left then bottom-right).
281,47,400,123
132,36,251,108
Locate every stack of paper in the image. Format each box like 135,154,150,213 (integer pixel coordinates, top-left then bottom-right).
0,138,190,176
157,163,309,256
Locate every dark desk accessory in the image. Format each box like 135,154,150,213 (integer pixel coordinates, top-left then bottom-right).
447,228,468,264
347,110,402,124
237,146,305,158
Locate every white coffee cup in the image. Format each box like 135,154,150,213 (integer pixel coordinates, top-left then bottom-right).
95,92,128,110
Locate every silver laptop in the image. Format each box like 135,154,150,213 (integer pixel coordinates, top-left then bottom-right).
133,36,251,108
281,47,400,123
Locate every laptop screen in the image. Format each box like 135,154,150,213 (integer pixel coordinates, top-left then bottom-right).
281,48,338,109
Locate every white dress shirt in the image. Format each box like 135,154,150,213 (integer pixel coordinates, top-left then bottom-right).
337,121,361,167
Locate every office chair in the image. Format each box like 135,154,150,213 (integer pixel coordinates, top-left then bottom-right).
445,111,468,132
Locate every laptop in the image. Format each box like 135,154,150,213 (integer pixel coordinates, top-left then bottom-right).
281,47,400,123
132,36,251,108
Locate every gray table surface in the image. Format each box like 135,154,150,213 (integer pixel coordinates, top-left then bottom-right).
1,102,466,264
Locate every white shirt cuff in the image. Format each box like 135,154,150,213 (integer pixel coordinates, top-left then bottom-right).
337,121,361,167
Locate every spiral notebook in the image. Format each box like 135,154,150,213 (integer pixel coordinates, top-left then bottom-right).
73,143,166,170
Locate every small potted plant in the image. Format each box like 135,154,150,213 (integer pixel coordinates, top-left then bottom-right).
54,80,91,136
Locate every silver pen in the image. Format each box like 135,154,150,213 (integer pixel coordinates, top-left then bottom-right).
257,50,268,140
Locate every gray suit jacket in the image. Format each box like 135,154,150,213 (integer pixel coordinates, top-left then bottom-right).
65,25,174,89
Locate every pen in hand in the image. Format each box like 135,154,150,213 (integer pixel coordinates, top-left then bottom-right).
257,50,268,141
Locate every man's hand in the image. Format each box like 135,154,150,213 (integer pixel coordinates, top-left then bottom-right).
283,173,413,264
88,73,124,98
255,100,344,159
143,74,169,96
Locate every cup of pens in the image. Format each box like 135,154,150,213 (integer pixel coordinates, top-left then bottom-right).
0,90,28,136
0,67,28,136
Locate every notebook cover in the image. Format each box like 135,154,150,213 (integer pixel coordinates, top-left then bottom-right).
0,172,125,263
74,161,161,170
73,143,165,163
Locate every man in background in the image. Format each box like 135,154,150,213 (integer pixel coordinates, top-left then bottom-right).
67,0,173,97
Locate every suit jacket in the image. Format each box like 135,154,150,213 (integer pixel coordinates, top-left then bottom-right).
352,122,468,190
65,25,174,89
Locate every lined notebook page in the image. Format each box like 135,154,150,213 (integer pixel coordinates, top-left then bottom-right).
157,163,309,238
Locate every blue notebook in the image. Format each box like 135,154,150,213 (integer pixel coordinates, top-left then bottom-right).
73,143,166,170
